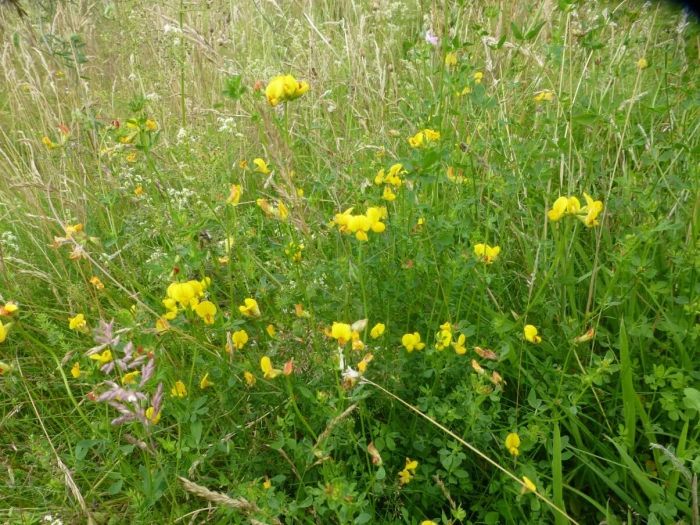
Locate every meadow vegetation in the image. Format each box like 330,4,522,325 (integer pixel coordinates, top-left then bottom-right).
0,0,699,523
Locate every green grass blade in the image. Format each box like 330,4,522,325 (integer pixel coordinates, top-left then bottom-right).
619,317,636,452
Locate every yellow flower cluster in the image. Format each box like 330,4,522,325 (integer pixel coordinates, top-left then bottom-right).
374,163,407,202
265,74,310,107
435,321,453,351
408,128,440,148
285,241,304,262
505,432,520,456
399,458,418,484
162,278,216,325
534,90,554,102
548,193,603,227
332,206,387,241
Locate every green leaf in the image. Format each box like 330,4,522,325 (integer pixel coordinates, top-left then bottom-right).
619,318,637,452
524,21,546,40
191,420,202,445
355,513,372,524
683,388,700,411
510,22,524,40
108,479,123,495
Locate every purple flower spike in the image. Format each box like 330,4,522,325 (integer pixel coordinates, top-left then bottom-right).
426,30,439,46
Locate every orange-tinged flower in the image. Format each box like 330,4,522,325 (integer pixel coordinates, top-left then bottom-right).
228,184,242,204
367,441,383,465
89,276,104,290
244,371,256,386
474,346,499,360
284,359,294,376
471,359,485,374
0,302,18,316
155,317,170,333
574,327,595,344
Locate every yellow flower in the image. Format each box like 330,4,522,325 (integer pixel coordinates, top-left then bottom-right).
167,282,196,307
382,186,396,201
125,152,137,163
548,196,580,221
239,298,261,318
68,314,87,331
265,74,309,106
423,129,440,141
473,243,501,264
244,371,256,387
89,276,104,290
522,476,537,492
637,58,648,69
579,193,603,227
145,406,161,425
505,432,521,456
228,184,242,205
162,298,178,320
134,186,143,195
278,202,289,221
0,302,18,316
89,350,112,365
405,458,418,471
145,119,157,132
445,52,457,67
200,373,215,389
408,131,424,148
42,136,59,149
70,362,82,378
374,168,385,185
452,333,467,355
253,158,271,174
473,72,483,83
195,300,217,325
331,322,352,345
401,332,425,352
384,163,405,186
0,361,12,374
266,324,276,337
0,321,11,342
239,160,248,169
422,522,438,525
524,324,542,343
232,329,248,349
263,477,272,490
435,328,452,351
155,317,170,332
171,380,187,398
398,468,412,485
370,323,385,339
261,356,281,379
351,330,365,351
535,90,554,102
121,370,140,385
366,207,386,233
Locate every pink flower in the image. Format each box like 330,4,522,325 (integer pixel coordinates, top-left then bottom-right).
426,30,439,46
